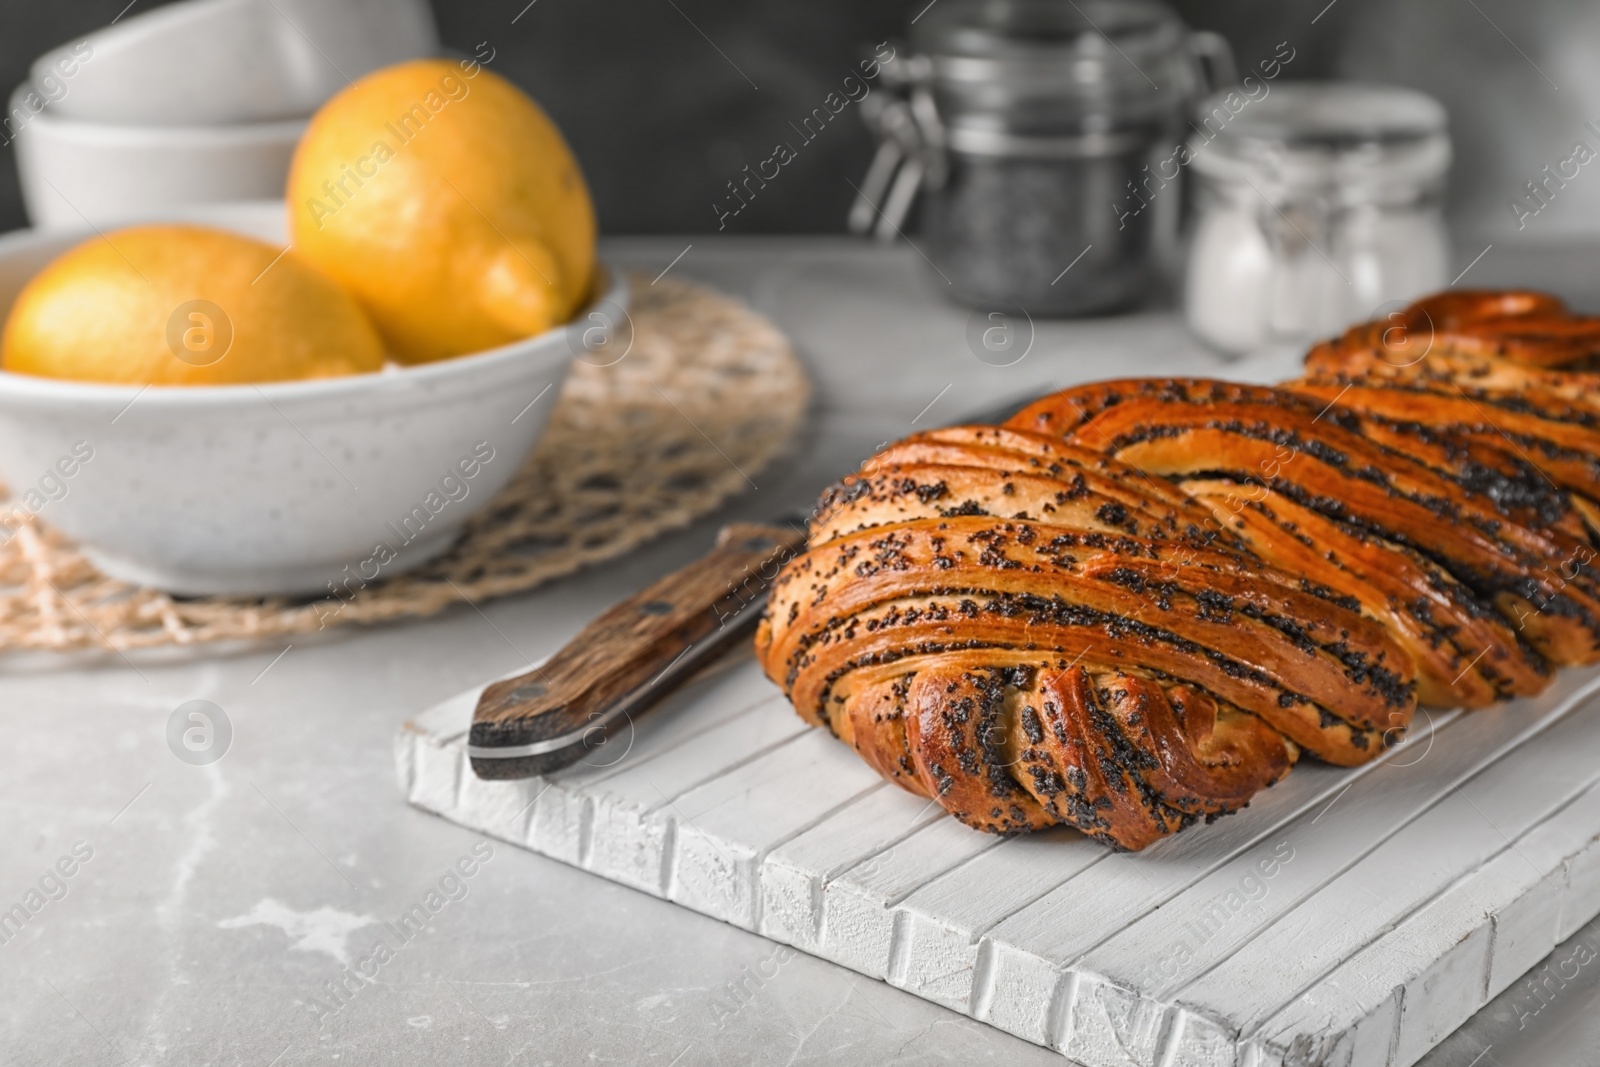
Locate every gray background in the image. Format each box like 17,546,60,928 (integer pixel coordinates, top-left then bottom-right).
1,0,1598,239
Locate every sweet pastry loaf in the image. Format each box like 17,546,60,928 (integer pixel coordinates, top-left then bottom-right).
756,291,1600,850
755,426,1412,850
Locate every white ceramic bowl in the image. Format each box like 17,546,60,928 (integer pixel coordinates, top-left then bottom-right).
11,85,306,230
0,201,624,596
33,0,438,126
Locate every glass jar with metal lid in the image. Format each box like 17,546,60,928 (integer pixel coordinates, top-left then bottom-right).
1183,82,1452,355
852,0,1231,315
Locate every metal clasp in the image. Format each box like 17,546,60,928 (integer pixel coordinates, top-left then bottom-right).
847,52,943,240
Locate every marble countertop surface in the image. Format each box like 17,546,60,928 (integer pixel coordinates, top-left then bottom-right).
3,236,1597,1066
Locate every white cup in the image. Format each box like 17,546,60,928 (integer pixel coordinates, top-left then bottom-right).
10,84,307,230
32,0,439,126
11,0,440,228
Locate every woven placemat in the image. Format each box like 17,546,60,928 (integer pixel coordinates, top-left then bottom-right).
0,273,809,657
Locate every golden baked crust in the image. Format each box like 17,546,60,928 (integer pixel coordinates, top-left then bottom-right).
757,291,1600,851
755,426,1408,850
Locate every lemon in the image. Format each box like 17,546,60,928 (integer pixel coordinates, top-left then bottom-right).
1,224,384,386
287,58,596,364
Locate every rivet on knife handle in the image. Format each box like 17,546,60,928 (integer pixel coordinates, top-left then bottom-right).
468,522,807,780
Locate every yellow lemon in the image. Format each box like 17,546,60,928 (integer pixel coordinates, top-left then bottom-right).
287,58,596,364
1,224,384,386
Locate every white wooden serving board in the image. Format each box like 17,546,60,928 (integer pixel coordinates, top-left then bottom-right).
395,653,1600,1066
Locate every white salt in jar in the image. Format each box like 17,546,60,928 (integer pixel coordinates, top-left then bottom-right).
1183,83,1451,355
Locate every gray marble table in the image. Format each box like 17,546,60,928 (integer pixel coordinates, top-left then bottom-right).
1,236,1595,1066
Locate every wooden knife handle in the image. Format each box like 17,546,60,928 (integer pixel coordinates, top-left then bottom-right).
468,522,807,779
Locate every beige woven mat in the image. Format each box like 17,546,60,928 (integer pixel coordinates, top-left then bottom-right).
0,273,809,657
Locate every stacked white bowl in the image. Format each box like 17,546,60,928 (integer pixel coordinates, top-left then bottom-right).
10,0,438,228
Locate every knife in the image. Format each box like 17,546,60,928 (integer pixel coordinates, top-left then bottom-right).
467,392,1034,780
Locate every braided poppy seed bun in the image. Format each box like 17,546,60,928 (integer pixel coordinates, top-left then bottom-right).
754,426,1414,851
757,291,1600,851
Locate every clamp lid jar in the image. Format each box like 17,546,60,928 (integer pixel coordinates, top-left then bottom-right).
1183,82,1452,355
854,0,1229,316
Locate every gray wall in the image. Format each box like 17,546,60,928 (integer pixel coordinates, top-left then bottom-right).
0,0,1594,238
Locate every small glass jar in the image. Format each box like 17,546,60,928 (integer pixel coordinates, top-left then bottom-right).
855,0,1230,316
1183,82,1452,355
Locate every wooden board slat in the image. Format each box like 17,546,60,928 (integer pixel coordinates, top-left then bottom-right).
891,828,1105,1012
761,785,948,952
397,653,1600,1065
1169,685,1600,1063
815,814,1007,981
